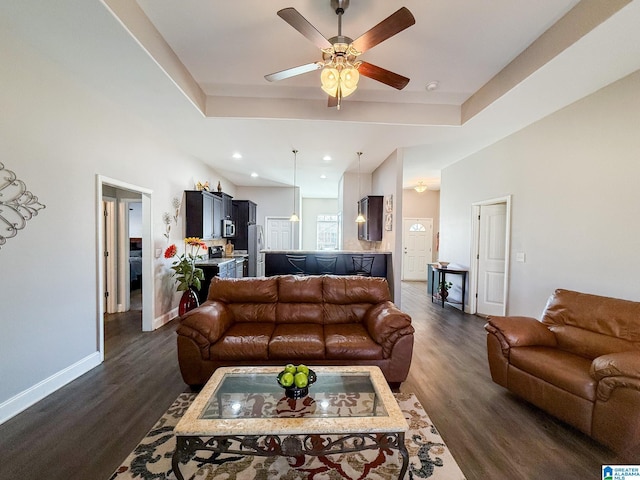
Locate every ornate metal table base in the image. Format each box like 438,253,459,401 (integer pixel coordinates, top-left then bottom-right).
172,431,409,479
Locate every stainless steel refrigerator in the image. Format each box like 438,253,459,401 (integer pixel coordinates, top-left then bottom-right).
248,224,265,277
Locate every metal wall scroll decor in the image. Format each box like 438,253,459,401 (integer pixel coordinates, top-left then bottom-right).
0,162,46,249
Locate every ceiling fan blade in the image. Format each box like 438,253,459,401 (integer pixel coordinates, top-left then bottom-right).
328,95,338,108
265,62,321,82
358,61,410,90
351,7,415,53
277,8,332,50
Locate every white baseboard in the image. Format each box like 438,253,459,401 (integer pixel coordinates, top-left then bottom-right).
153,307,178,330
0,352,101,425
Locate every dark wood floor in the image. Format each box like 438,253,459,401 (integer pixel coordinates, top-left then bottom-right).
0,282,622,479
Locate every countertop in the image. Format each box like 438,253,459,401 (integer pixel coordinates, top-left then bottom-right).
262,250,391,254
195,258,236,266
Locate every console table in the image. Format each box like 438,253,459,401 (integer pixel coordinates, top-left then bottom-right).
431,265,468,311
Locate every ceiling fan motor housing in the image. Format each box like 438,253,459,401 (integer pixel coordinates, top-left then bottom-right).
331,0,350,14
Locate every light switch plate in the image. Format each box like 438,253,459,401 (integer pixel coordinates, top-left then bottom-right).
516,252,526,263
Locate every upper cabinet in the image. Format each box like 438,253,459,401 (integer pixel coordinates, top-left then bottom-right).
357,195,383,242
213,192,233,220
185,190,222,240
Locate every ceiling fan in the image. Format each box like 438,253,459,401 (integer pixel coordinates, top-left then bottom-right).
264,0,415,109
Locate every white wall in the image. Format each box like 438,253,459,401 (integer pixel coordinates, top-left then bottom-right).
301,198,339,250
235,186,301,248
340,171,373,250
440,69,640,317
371,150,404,305
0,22,230,420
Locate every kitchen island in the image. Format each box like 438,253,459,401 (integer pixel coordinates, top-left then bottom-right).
263,250,390,280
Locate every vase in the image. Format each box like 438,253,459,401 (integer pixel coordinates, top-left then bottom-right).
179,288,199,316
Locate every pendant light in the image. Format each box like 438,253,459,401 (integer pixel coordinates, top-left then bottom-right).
289,149,299,222
355,151,366,223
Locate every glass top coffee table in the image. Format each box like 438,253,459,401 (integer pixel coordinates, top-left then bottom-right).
172,366,409,479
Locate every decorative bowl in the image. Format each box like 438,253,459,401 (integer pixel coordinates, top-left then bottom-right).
438,261,450,268
277,369,317,399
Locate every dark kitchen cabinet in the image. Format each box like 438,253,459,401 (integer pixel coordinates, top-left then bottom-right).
185,190,217,240
357,195,383,242
213,192,233,220
232,200,257,250
212,195,222,239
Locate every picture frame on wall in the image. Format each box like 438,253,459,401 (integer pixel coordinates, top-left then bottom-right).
385,195,393,213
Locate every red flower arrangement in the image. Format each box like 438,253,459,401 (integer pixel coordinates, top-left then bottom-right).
164,238,206,292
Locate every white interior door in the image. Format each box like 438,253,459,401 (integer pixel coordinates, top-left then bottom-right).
102,198,117,314
265,217,293,250
402,218,433,281
477,203,507,316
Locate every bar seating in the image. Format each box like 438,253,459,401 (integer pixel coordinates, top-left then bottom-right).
286,254,307,274
316,255,338,274
351,255,374,276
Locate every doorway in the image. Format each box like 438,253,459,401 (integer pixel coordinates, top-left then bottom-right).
470,196,511,316
97,175,153,362
401,217,433,281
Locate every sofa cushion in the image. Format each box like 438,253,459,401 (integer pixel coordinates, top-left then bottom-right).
269,324,325,359
229,303,277,323
276,304,324,324
278,275,323,302
210,323,274,361
208,276,278,303
323,303,372,325
322,275,391,304
542,289,640,357
509,346,597,401
325,324,382,359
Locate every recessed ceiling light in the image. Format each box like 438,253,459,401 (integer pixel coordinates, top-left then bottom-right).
250,172,258,178
320,174,327,179
232,152,242,159
323,155,331,161
425,81,439,91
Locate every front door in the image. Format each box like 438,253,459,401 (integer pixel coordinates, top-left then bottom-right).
402,218,433,281
477,203,507,316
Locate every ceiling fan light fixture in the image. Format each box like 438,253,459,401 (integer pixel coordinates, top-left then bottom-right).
415,181,427,193
320,67,340,96
340,67,359,96
321,66,359,98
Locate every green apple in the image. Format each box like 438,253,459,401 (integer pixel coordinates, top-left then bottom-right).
284,364,297,375
294,372,308,388
296,364,309,375
280,372,294,387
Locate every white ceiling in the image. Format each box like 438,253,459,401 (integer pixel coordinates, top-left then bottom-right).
3,0,640,198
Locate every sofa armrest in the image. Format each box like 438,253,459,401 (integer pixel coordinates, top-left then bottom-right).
363,301,414,358
591,351,640,401
484,316,557,356
176,301,233,359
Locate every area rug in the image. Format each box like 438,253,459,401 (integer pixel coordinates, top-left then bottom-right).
110,392,466,480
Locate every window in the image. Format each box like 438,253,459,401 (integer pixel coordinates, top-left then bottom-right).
409,223,426,232
317,214,338,250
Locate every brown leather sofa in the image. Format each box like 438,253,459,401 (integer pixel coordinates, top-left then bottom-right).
485,289,640,455
177,274,414,388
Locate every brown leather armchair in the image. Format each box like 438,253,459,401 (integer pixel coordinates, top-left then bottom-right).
485,289,640,456
177,275,414,389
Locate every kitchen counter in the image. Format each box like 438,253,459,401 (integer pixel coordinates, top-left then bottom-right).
263,251,390,280
195,258,235,266
262,249,391,254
